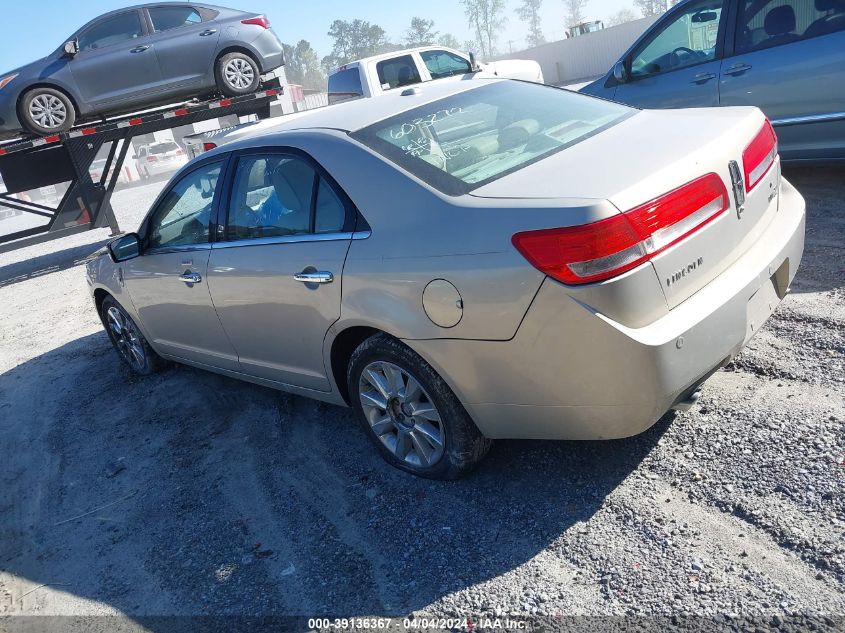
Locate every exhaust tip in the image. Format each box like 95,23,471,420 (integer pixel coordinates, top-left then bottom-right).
672,389,701,412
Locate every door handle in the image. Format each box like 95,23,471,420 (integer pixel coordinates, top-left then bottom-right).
723,63,752,76
130,45,151,53
199,29,218,36
293,271,334,284
178,271,202,284
691,71,716,84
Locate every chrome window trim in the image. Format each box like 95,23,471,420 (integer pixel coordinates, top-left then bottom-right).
211,230,370,250
145,243,212,255
771,111,845,127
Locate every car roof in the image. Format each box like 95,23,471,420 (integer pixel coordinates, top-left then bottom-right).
229,78,506,143
329,46,466,75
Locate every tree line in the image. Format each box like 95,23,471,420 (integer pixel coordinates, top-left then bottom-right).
284,0,674,92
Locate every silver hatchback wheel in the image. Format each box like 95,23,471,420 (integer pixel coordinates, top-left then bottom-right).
28,93,67,130
106,306,146,371
358,361,445,468
223,58,256,90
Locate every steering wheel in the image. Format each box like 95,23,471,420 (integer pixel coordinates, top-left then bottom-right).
669,46,699,67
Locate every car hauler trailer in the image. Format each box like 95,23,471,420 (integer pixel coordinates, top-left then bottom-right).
0,86,281,254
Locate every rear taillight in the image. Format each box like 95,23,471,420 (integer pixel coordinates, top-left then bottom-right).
242,16,270,28
742,119,777,192
147,155,158,162
512,173,729,285
203,142,217,152
175,148,185,156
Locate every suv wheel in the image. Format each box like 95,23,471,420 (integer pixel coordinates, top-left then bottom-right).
347,334,492,479
19,88,75,136
215,52,260,96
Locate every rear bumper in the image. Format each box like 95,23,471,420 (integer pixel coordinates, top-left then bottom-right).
407,177,806,440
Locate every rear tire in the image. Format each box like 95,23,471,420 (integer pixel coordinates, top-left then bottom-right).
215,52,260,96
101,296,165,376
19,87,75,136
347,334,492,479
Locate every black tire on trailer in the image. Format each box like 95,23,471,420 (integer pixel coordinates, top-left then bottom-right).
215,52,261,97
18,87,76,136
347,333,492,479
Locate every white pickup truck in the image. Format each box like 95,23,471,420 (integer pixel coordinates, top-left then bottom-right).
327,46,544,104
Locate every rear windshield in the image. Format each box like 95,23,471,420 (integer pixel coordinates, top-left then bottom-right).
328,68,363,104
350,81,634,195
150,142,180,154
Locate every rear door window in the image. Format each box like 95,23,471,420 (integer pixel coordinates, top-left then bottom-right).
735,0,845,52
78,11,144,51
376,55,422,90
328,68,364,104
420,50,472,79
149,7,203,32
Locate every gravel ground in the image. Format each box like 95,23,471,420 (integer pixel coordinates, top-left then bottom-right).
0,166,842,630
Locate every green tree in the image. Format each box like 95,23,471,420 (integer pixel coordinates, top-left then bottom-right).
439,33,462,49
563,0,589,27
404,17,439,47
516,0,545,48
633,0,667,17
321,19,392,71
606,7,639,25
460,0,508,58
282,40,325,91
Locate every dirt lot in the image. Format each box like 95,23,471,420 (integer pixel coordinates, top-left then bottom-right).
0,166,843,630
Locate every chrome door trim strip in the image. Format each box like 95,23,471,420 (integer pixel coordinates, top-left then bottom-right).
145,243,213,255
771,111,845,127
211,231,366,250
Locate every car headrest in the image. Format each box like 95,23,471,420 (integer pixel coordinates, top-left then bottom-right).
272,159,314,211
764,5,797,35
498,119,542,151
397,65,414,86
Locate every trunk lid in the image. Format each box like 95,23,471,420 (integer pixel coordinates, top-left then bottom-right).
472,107,780,309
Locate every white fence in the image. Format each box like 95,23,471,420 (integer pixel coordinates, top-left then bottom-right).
495,16,659,86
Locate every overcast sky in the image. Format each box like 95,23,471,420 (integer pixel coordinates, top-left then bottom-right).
0,0,639,72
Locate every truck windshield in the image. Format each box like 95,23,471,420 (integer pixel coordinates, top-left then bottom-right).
350,81,634,195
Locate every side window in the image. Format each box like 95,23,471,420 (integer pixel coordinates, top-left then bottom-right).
420,50,472,79
327,68,363,104
315,179,345,234
629,0,724,77
736,0,845,53
228,155,315,240
78,12,144,51
147,162,222,249
149,7,203,32
376,55,422,90
227,154,349,239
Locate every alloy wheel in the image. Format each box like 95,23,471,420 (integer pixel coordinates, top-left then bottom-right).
223,58,255,90
28,93,67,130
358,361,445,468
106,306,146,371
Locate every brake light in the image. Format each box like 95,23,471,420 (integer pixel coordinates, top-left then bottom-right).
147,155,158,162
175,148,184,156
742,119,777,192
512,173,729,285
203,142,217,152
242,16,270,29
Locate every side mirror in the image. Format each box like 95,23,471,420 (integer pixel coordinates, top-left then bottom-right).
468,51,481,72
612,61,628,84
64,39,79,57
108,233,140,262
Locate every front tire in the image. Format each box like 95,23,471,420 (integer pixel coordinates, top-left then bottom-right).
101,296,165,376
215,52,260,96
347,334,492,479
19,88,75,136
